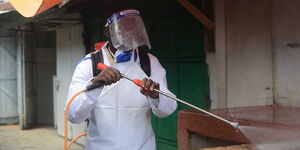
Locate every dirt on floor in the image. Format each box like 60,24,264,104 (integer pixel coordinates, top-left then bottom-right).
0,125,84,150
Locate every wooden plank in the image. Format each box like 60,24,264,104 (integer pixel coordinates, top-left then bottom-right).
178,0,214,30
0,34,18,125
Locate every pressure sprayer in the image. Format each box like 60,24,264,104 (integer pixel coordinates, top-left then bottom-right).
64,63,239,150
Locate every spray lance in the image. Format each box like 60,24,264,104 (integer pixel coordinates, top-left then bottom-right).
97,63,239,129
64,63,239,150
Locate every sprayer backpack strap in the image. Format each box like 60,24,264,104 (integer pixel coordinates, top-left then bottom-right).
138,48,151,77
91,49,151,77
91,51,104,77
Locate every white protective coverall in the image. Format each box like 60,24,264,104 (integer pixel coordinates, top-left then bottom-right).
66,42,177,150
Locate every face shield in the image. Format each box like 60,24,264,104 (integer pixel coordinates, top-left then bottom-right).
107,9,151,51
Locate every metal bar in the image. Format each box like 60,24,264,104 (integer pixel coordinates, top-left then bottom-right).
121,74,135,81
152,88,237,128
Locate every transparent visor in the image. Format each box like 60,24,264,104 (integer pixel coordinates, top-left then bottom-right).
108,10,151,51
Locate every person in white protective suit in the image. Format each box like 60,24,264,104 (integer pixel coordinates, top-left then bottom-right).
66,8,177,150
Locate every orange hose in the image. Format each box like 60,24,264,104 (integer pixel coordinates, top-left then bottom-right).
66,132,87,150
64,90,85,150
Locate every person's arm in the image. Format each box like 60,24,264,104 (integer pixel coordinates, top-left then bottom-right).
141,54,177,118
66,56,101,124
66,55,121,124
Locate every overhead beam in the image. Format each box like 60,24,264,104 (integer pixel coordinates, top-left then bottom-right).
178,0,214,30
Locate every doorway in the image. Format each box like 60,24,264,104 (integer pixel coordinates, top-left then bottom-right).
18,27,56,128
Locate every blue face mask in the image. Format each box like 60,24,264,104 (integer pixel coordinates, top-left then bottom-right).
116,50,138,63
116,51,132,63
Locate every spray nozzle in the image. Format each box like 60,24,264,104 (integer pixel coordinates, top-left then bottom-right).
231,122,239,129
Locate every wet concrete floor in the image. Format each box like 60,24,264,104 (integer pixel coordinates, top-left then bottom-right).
0,125,84,150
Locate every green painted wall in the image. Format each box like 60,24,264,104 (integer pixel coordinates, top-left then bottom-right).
81,1,209,149
145,13,209,150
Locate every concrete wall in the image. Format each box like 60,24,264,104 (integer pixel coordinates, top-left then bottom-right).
55,24,86,145
209,0,300,108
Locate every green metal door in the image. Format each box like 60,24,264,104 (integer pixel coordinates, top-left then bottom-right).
145,13,210,150
83,7,209,150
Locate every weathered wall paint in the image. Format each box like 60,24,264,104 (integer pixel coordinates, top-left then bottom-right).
272,0,300,107
210,0,273,108
208,0,227,108
210,0,300,108
226,0,273,107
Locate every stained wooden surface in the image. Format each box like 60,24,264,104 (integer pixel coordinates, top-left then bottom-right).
178,105,300,150
200,144,254,150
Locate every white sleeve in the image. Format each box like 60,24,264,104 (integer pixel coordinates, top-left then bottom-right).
147,54,177,118
65,55,103,124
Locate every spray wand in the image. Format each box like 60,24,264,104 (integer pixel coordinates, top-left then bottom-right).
97,63,239,129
